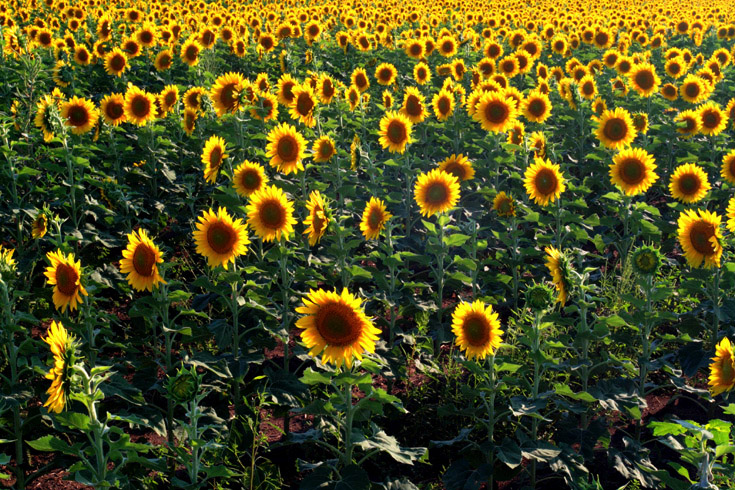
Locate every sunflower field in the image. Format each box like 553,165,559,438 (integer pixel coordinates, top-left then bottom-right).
4,0,735,488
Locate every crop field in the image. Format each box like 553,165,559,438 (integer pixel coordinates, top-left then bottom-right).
2,0,735,488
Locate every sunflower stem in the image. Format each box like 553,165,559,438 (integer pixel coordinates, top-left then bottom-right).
82,295,96,365
636,274,654,443
484,355,497,489
231,259,242,414
435,214,447,351
530,310,543,488
710,266,721,350
339,372,356,467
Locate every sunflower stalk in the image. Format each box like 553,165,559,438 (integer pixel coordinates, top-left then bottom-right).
81,295,97,365
278,244,293,372
530,310,543,488
481,355,497,490
635,274,655,442
154,281,176,450
230,259,242,414
708,266,722,350
433,214,450,350
61,134,81,233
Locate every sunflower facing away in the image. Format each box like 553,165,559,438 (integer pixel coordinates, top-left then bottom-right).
595,107,636,149
43,320,77,413
35,94,56,142
296,288,381,369
545,246,572,305
193,207,249,269
303,191,330,246
709,337,735,396
44,250,88,313
232,160,268,197
360,197,392,240
201,135,228,184
414,169,461,217
524,158,566,207
669,163,711,204
246,185,297,242
451,300,503,360
608,147,659,196
677,208,723,269
266,123,307,175
120,229,166,292
378,111,413,154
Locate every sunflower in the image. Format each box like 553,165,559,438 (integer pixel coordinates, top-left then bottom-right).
182,108,197,136
44,250,88,313
721,150,735,185
210,72,246,118
628,63,661,97
710,337,735,396
432,89,455,121
360,197,392,240
545,246,571,305
124,85,156,126
201,135,227,184
246,185,297,242
104,48,128,77
303,191,329,246
232,160,268,197
317,74,337,104
346,85,361,111
661,83,679,101
296,288,380,369
183,86,207,113
405,39,425,59
277,74,298,106
351,67,370,93
43,320,76,414
375,63,397,86
698,102,727,136
193,207,249,269
159,85,179,114
60,97,98,135
35,94,56,142
577,75,597,100
473,91,518,133
32,213,48,239
595,107,636,150
438,154,474,182
400,87,427,124
669,163,710,203
100,93,126,126
522,90,552,123
675,110,702,138
120,229,165,292
378,111,413,154
413,62,431,85
73,45,91,66
677,208,723,269
312,135,336,163
632,113,649,134
528,131,546,158
524,158,566,207
451,300,503,360
609,147,659,196
680,75,707,104
726,198,735,234
498,55,519,78
382,90,394,109
289,84,318,128
265,123,306,175
414,169,461,217
493,191,517,217
180,37,202,66
154,49,174,71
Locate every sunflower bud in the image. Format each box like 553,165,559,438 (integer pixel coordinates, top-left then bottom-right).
631,245,662,276
167,366,200,404
526,283,554,312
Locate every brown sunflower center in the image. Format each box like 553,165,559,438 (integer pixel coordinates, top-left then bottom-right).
219,84,237,109
312,209,326,234
534,168,558,195
206,221,237,254
164,92,176,107
296,93,314,116
444,162,466,180
528,99,545,116
140,31,153,44
720,356,735,384
437,96,451,115
68,105,90,127
132,243,156,277
367,208,383,229
406,95,421,117
702,111,720,129
728,159,735,179
277,135,298,162
678,174,700,195
378,68,392,82
582,82,595,96
689,220,715,255
462,313,491,346
355,74,367,89
619,158,644,184
321,80,334,98
131,95,151,118
241,169,261,190
425,182,449,205
56,263,79,296
409,44,422,56
259,200,286,230
603,117,628,142
261,37,274,50
497,198,512,214
315,302,362,346
634,70,655,90
209,147,223,167
685,83,700,98
77,49,89,62
416,67,427,80
319,141,334,158
159,54,172,67
185,45,199,61
106,101,124,120
485,101,509,124
387,120,407,144
682,116,697,133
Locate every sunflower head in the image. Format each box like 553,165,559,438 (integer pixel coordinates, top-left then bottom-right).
677,208,723,269
595,107,636,150
492,191,516,217
451,300,503,360
303,191,331,246
721,150,735,185
608,147,659,196
246,185,297,242
710,337,735,396
524,157,566,207
296,288,380,369
232,160,268,197
545,246,573,306
166,365,201,404
525,283,555,312
360,197,392,240
0,245,17,281
44,250,88,313
414,169,461,217
266,123,306,175
193,207,250,269
438,154,474,182
631,245,663,276
32,212,49,239
379,111,413,154
669,163,710,203
120,229,166,292
43,320,80,413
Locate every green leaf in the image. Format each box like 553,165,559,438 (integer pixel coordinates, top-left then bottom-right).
27,435,72,453
299,368,333,385
554,383,597,403
649,421,688,437
354,424,427,465
444,234,470,247
54,412,91,431
335,465,370,490
496,437,522,469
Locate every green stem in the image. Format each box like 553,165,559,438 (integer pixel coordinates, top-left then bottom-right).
231,260,242,413
530,311,542,488
485,355,496,489
340,376,355,467
710,267,721,350
636,274,654,442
